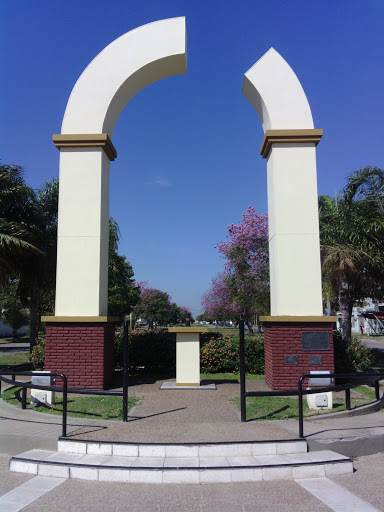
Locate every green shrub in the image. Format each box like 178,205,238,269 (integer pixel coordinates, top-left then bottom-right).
200,333,264,375
30,338,45,369
115,329,264,375
200,331,222,347
333,330,373,373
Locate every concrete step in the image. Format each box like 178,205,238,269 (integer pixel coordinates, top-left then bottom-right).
9,440,353,484
57,438,309,457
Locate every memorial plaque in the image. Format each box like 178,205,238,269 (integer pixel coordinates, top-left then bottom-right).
285,355,298,365
302,332,330,351
309,355,323,366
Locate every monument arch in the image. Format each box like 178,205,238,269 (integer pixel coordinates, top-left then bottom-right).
44,18,187,388
43,25,335,391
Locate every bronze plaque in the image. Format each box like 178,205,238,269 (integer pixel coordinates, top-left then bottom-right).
302,332,330,351
309,355,323,365
285,355,298,365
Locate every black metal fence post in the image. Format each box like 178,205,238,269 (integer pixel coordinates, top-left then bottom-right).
374,379,380,400
345,388,351,410
62,374,68,438
239,319,246,422
298,377,304,438
122,320,129,422
21,386,27,409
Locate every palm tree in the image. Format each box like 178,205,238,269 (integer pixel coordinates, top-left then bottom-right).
18,179,59,344
319,167,384,339
1,165,59,345
0,165,41,284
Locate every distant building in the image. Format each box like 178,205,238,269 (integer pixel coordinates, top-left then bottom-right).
336,299,384,335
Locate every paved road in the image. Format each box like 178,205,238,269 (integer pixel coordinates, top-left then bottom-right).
362,337,384,352
0,342,30,356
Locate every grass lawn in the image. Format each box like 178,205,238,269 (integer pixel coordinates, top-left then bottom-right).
232,385,377,421
371,348,384,371
1,386,140,420
0,352,31,369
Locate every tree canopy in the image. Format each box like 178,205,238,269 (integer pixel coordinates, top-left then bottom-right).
0,164,42,284
1,163,141,341
319,167,384,339
108,219,140,318
202,207,269,333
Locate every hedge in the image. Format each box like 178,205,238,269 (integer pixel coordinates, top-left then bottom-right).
115,329,265,375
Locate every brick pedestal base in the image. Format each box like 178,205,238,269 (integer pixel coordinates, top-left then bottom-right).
262,317,336,390
44,320,116,389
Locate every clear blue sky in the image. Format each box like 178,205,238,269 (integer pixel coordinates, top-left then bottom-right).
1,1,383,316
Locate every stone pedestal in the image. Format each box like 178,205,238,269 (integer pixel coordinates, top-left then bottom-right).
168,327,208,386
42,316,119,390
261,316,337,390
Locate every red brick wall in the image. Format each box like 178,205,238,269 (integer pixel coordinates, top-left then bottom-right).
45,322,115,389
264,322,335,390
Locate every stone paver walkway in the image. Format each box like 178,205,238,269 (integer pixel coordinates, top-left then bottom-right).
69,379,294,443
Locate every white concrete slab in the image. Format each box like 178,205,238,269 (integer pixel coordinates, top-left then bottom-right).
252,443,277,455
86,442,112,455
297,477,380,511
231,468,263,482
112,444,138,457
226,456,258,467
138,445,166,457
159,381,216,390
130,457,164,468
165,445,199,457
57,440,86,454
225,444,252,457
200,469,231,483
199,457,229,467
163,457,199,468
98,468,130,482
276,441,307,454
102,456,138,467
38,464,70,478
199,445,226,457
14,449,53,461
0,475,65,512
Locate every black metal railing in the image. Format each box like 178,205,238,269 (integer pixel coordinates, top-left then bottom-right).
0,320,131,437
0,370,69,436
297,372,383,438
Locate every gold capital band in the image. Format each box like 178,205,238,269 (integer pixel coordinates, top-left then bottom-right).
52,134,117,161
260,129,323,158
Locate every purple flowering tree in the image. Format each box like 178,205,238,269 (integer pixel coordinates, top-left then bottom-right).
202,207,270,333
133,282,172,329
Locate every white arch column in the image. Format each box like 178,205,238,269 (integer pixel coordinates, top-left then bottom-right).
242,49,337,390
42,18,187,389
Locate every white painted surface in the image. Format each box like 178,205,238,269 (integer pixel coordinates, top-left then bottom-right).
176,332,201,385
62,17,187,135
0,476,65,512
307,391,333,410
55,18,187,316
243,50,323,316
297,477,380,512
242,48,314,132
55,147,110,316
